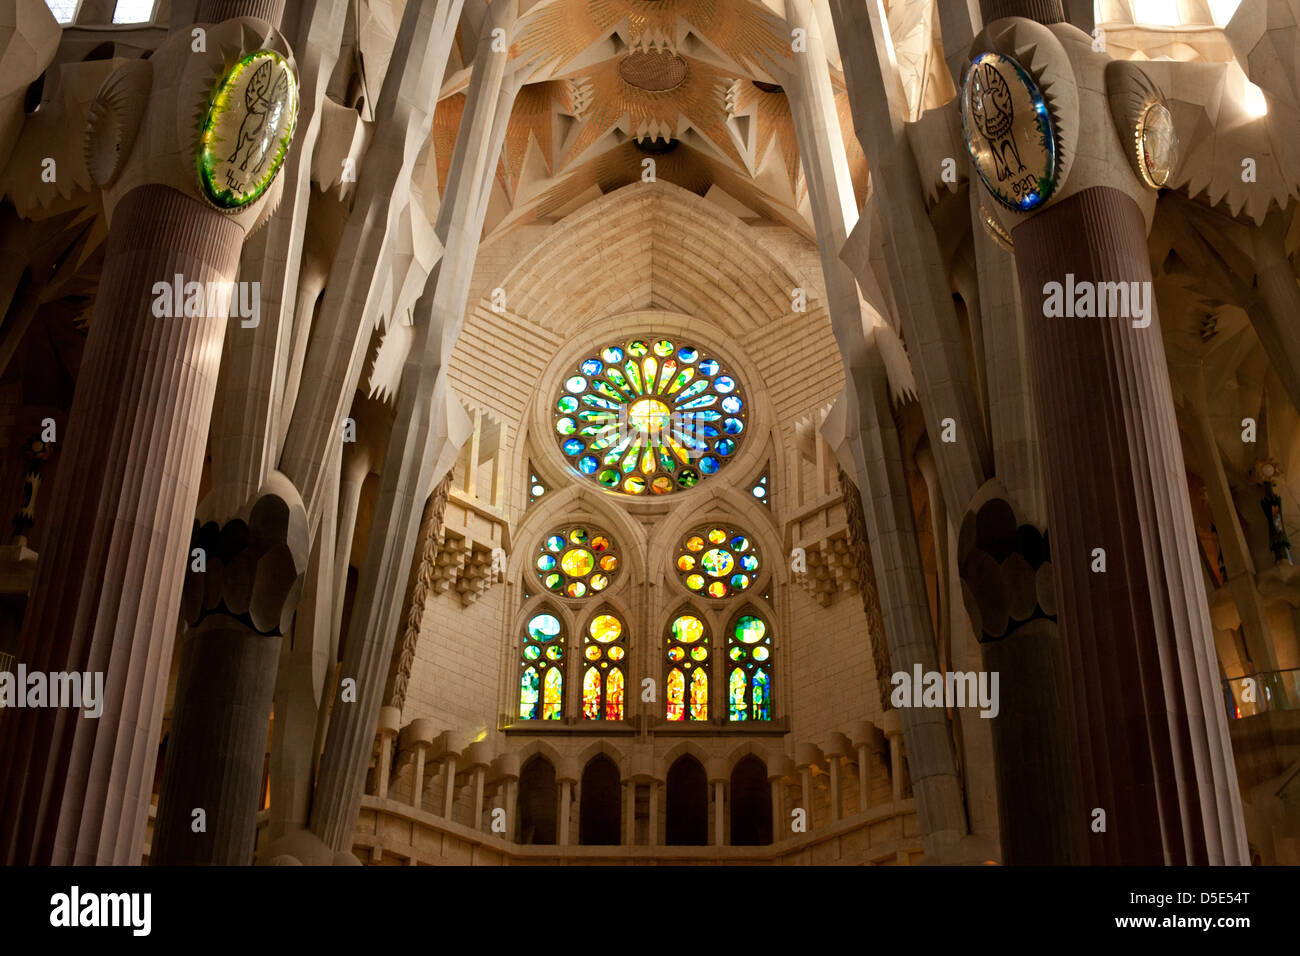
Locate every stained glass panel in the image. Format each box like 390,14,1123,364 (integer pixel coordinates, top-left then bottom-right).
580,610,627,721
535,525,619,599
675,525,760,599
521,610,564,720
553,337,746,495
690,669,708,720
583,667,601,720
730,667,747,722
726,610,772,722
667,668,685,721
606,668,625,721
543,667,563,720
520,667,540,720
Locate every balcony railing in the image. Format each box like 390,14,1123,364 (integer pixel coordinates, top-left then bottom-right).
1222,668,1300,719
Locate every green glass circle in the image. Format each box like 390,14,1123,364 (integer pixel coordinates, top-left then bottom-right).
734,614,765,644
198,50,299,210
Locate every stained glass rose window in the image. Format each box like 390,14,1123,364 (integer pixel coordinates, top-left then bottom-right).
553,337,745,495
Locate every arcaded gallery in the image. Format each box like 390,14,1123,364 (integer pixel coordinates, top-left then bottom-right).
0,0,1296,870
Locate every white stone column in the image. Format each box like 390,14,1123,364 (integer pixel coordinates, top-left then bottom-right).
309,0,522,854
784,0,968,859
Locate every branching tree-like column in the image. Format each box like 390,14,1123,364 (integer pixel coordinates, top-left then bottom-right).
781,0,970,860
309,0,522,855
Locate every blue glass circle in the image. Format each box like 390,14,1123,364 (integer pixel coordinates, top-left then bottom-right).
579,455,598,475
724,417,743,435
699,456,720,475
715,376,735,394
580,358,602,376
716,439,736,457
677,347,699,363
721,396,742,414
601,346,624,363
698,358,720,376
563,438,584,455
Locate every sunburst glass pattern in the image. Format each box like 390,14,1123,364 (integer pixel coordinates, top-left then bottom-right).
553,337,746,495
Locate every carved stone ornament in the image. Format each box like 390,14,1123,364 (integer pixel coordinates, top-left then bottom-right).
1105,61,1178,189
197,49,299,210
84,59,152,188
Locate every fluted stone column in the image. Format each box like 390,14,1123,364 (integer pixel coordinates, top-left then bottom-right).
1013,188,1248,864
0,3,294,868
0,188,243,866
153,480,310,865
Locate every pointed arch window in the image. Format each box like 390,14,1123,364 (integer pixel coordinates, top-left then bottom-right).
727,611,772,721
520,610,565,720
665,611,710,721
582,610,627,721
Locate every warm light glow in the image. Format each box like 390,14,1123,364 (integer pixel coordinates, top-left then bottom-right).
628,397,671,434
1131,0,1182,25
112,0,155,23
1243,80,1269,117
1210,0,1244,25
44,0,78,23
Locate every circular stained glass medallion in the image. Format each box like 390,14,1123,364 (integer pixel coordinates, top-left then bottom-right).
553,337,746,496
198,50,299,210
536,525,619,598
961,51,1058,212
675,525,759,598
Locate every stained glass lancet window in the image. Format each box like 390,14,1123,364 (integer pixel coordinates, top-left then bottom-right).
553,337,746,496
665,611,709,721
676,525,760,599
582,611,627,720
536,525,619,598
727,611,772,721
520,611,565,720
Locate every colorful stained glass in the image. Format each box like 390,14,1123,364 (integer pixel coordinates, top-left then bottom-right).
528,614,561,642
553,337,746,495
735,615,766,643
536,525,619,599
579,610,627,720
725,610,772,722
701,548,734,575
543,667,563,719
674,525,760,598
729,667,747,721
752,668,770,720
605,669,625,720
583,667,601,720
667,668,685,721
521,610,565,720
671,615,703,643
689,669,708,720
561,549,594,576
589,614,622,643
520,667,540,719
